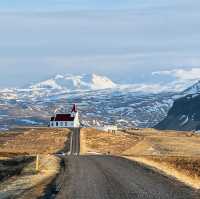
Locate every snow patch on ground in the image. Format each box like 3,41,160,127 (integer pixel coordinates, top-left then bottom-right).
91,74,117,90
180,115,189,126
20,119,41,125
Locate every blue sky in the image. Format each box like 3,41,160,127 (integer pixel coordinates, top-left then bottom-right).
0,1,167,11
0,1,200,87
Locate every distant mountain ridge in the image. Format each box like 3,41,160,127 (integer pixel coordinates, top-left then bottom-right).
30,73,117,91
0,73,200,130
27,73,200,95
1,73,199,98
182,80,200,96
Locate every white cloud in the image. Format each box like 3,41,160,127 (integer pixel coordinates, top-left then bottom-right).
152,68,200,81
150,68,200,93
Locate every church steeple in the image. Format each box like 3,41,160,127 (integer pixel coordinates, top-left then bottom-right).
71,104,77,113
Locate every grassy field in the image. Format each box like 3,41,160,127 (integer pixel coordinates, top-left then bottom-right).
0,127,70,156
0,127,71,199
123,129,200,156
80,128,200,189
143,156,200,178
80,128,141,155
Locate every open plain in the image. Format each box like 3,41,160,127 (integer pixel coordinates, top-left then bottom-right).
80,128,200,189
0,127,70,199
1,127,200,198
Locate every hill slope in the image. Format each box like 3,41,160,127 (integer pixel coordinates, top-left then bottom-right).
156,94,200,131
182,80,200,96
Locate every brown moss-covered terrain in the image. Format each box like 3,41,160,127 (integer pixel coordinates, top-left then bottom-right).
123,129,200,156
81,128,200,156
0,127,70,155
144,156,200,178
0,127,70,199
80,128,141,155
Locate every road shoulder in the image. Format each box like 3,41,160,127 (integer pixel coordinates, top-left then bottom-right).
125,156,200,189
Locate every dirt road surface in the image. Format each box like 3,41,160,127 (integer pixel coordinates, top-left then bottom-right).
70,128,80,155
54,129,200,199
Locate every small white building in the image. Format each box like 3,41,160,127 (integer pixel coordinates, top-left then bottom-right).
102,125,118,133
50,104,80,128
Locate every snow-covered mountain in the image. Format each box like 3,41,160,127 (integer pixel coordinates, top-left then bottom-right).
30,73,117,91
26,73,199,95
1,73,198,101
0,73,200,130
156,80,200,131
182,80,200,96
0,88,175,129
156,92,200,131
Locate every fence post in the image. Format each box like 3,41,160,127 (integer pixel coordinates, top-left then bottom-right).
36,154,39,172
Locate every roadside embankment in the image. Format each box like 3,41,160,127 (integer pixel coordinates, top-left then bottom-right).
127,156,200,189
0,127,71,199
0,156,34,182
0,155,60,199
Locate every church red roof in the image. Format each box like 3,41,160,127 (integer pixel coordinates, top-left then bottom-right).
54,114,75,121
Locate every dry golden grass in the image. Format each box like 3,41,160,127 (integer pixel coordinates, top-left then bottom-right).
145,156,200,178
128,156,200,189
81,128,200,188
81,128,200,156
123,129,200,156
80,128,141,155
0,127,70,155
0,127,70,199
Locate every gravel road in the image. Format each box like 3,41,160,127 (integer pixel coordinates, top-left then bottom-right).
55,129,200,199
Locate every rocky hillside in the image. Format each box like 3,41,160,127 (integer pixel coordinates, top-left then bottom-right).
156,93,200,131
1,74,199,130
0,73,178,129
0,88,175,129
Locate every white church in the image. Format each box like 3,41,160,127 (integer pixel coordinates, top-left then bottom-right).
50,104,80,128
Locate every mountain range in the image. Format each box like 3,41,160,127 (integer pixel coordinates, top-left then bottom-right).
30,74,117,91
0,73,200,130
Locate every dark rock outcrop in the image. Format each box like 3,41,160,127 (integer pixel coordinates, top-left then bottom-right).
155,93,200,131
